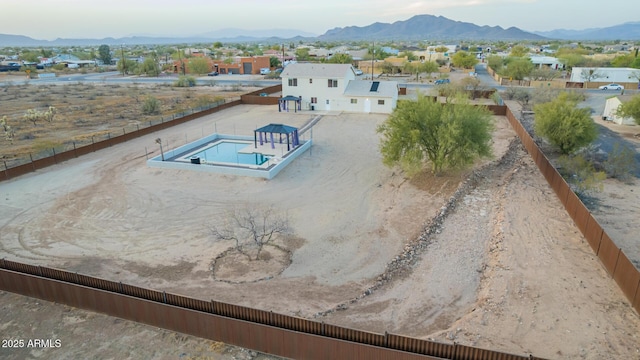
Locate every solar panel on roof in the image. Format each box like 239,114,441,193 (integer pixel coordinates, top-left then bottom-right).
370,81,380,92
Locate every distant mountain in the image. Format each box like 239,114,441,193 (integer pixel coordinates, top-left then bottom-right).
0,29,315,47
319,14,545,41
532,22,640,40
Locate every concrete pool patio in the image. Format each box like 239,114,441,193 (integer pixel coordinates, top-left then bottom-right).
1,103,640,359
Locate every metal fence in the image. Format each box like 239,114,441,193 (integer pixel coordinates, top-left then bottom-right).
0,259,545,360
1,97,638,358
504,107,640,314
0,99,241,182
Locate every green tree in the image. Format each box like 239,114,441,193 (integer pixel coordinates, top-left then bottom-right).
20,51,40,63
117,58,138,75
377,94,494,175
530,67,560,81
419,61,439,77
533,94,597,154
610,53,634,67
509,45,529,57
295,48,311,61
616,94,640,125
400,51,417,61
327,53,353,64
98,45,111,65
486,55,503,72
558,53,585,70
450,51,478,69
213,41,223,49
187,57,210,75
269,56,281,68
140,57,160,76
504,57,534,80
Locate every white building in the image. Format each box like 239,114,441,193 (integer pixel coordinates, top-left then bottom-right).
570,67,640,83
281,63,398,114
529,56,564,70
603,95,637,125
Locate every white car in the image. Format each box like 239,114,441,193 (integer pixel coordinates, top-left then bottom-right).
599,83,624,90
354,69,363,76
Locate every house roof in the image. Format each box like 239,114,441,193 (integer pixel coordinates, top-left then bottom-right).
343,80,398,98
281,63,354,78
255,123,297,134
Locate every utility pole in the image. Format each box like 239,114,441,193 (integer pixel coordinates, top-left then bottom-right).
121,44,126,76
371,41,375,80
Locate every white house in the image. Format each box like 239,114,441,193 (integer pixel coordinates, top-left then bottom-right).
280,63,398,114
603,95,637,125
529,56,564,70
570,67,640,83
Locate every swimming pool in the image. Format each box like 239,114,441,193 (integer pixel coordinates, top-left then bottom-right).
191,141,271,166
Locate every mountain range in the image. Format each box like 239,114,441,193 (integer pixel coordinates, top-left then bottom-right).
1,15,638,47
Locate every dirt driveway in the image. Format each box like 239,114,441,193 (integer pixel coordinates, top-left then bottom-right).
1,103,639,360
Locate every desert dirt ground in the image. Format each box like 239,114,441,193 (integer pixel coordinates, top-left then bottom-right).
1,83,640,359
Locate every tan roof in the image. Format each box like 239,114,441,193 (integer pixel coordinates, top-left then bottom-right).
281,63,354,78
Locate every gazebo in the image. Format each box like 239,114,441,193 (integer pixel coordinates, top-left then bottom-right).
278,95,302,112
254,123,300,152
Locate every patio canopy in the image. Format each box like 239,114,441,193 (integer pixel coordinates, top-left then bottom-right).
278,95,302,112
254,123,300,152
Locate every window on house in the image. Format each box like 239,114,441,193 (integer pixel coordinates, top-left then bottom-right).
311,97,317,104
309,78,313,84
326,100,330,104
378,100,385,105
351,99,358,104
288,78,298,86
328,79,338,88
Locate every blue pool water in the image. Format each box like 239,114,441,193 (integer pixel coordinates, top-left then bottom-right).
192,141,271,165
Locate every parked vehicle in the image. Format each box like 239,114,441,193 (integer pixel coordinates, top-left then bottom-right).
260,68,271,75
354,69,363,76
207,71,219,76
599,83,624,90
434,79,450,85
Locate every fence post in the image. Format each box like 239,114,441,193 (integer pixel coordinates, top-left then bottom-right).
52,148,57,164
38,265,43,276
163,291,167,304
73,141,77,158
3,161,7,179
119,281,124,293
384,331,388,347
123,128,126,135
136,124,139,131
321,321,325,336
75,272,80,284
29,153,35,171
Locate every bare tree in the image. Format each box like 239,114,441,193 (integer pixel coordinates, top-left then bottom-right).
460,76,487,100
580,68,604,83
211,206,290,260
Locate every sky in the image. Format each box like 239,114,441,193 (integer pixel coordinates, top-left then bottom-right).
2,0,639,40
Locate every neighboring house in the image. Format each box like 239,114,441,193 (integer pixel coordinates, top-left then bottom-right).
570,67,640,83
603,95,637,125
215,56,271,75
280,63,398,114
529,56,564,70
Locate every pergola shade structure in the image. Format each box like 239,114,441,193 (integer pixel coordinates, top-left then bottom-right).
254,123,300,152
278,95,302,112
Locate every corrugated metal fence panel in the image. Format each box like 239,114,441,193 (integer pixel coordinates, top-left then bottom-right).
120,283,164,302
1,259,41,275
572,199,591,235
564,190,581,222
387,334,455,358
271,312,315,333
583,216,604,254
323,323,385,346
454,343,532,360
597,232,621,276
54,149,76,163
611,251,640,308
551,170,571,207
75,273,120,293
